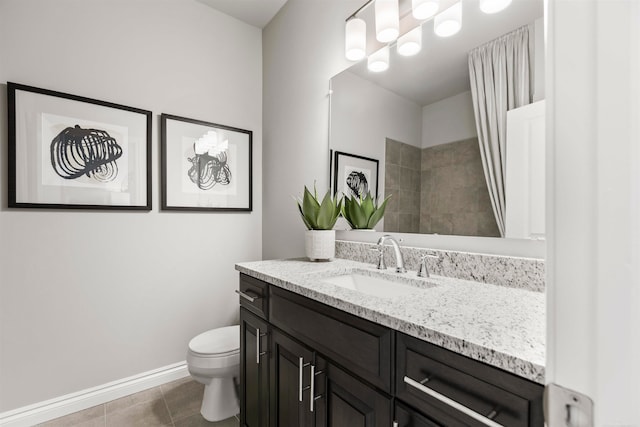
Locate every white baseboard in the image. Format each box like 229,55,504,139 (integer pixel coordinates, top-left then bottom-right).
0,362,189,427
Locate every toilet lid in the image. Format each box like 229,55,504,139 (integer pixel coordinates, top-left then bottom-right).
189,325,240,356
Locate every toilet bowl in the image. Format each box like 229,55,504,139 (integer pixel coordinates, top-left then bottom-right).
186,325,240,422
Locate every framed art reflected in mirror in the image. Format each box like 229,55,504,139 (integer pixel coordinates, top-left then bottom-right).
333,151,379,199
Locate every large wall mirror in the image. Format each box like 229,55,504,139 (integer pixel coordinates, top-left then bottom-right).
330,0,545,250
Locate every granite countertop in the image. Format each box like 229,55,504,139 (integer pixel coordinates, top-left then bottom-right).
235,258,545,384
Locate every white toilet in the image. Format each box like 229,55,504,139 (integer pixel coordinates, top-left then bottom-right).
186,325,240,422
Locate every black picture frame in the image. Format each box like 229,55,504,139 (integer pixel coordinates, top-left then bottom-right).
8,82,152,210
333,151,379,198
160,114,253,212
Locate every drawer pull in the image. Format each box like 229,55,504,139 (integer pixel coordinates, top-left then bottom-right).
404,376,504,427
235,289,259,303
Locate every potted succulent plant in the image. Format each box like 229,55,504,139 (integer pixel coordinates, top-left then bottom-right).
342,192,391,230
295,185,342,261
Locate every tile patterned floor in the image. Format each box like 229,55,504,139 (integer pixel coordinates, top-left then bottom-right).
37,377,239,427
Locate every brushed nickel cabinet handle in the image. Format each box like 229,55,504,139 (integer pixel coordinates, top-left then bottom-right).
235,289,257,303
404,376,503,427
255,328,267,364
298,358,310,402
310,364,315,412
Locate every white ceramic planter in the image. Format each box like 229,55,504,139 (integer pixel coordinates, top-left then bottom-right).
304,230,335,261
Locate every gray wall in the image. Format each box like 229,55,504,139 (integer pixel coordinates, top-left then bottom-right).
0,0,262,412
422,91,478,149
262,0,362,259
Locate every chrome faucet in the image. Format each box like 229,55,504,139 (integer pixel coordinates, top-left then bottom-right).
376,235,406,273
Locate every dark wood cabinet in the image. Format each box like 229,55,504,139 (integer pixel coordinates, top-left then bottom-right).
238,273,544,427
396,333,544,427
269,286,393,394
394,401,442,427
319,356,392,427
240,308,269,427
269,328,316,427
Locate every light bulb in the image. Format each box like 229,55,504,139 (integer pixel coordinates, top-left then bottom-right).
368,46,390,72
397,26,422,56
412,0,439,20
434,1,462,37
479,0,512,14
375,0,399,43
345,18,366,61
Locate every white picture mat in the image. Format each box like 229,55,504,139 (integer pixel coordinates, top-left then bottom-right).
165,119,250,209
13,90,148,206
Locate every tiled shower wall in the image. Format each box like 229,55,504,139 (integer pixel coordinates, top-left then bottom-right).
384,139,421,233
384,138,500,237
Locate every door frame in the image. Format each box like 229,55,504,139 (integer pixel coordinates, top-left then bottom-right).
546,0,640,424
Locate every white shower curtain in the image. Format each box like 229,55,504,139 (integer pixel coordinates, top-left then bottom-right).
468,25,531,237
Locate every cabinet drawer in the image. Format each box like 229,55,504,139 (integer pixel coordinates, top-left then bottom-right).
395,401,441,427
396,333,543,427
270,286,393,393
238,274,269,319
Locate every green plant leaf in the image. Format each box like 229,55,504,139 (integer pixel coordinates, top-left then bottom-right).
341,199,356,228
316,190,335,229
301,186,320,229
297,201,313,230
347,195,368,229
331,198,343,227
361,192,375,219
367,195,392,229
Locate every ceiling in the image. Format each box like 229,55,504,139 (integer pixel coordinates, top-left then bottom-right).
345,0,544,106
196,0,288,28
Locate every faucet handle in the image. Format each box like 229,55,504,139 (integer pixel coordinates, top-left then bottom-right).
370,247,386,270
417,253,439,278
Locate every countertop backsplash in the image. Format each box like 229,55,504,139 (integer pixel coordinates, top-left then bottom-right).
335,240,545,292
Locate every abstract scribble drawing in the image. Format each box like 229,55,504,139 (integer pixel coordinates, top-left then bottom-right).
187,151,232,190
346,171,368,198
50,125,123,182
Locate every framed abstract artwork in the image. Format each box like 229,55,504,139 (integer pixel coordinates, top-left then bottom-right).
160,114,253,211
8,82,152,210
333,151,379,199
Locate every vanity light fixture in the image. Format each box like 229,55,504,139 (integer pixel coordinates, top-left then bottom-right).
375,0,400,42
368,46,390,72
345,17,367,61
479,0,512,14
412,0,439,20
434,1,462,37
397,25,422,56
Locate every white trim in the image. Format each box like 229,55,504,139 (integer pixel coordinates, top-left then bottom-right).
0,362,189,427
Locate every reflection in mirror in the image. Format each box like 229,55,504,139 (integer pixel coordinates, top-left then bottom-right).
330,0,544,239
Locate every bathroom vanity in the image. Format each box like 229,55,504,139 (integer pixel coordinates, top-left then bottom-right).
235,258,544,426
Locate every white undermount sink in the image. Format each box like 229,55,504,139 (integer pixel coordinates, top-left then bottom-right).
322,272,429,298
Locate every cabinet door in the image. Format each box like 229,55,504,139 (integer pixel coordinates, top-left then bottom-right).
240,308,270,427
317,356,392,427
270,328,315,427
